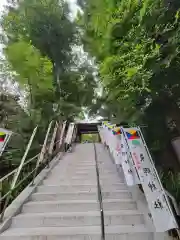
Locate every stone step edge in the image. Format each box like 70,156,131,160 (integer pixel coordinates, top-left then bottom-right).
13,209,142,219
33,190,129,195
1,225,151,236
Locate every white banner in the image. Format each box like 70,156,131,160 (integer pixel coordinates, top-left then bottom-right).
112,134,121,165
0,128,12,157
107,129,115,154
100,123,107,145
121,133,140,186
99,124,139,185
122,127,178,232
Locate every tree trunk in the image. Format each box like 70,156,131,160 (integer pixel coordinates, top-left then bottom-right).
160,96,180,134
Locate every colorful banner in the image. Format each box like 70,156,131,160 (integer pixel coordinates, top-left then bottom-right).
120,131,140,186
100,123,139,185
0,128,12,156
111,134,122,165
122,127,178,232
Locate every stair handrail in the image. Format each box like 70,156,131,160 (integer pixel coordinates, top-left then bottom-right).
0,120,63,222
58,121,67,149
0,154,39,201
31,121,54,185
0,126,38,221
93,143,105,240
64,122,77,148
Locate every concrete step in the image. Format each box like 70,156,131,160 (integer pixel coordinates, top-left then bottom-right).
75,162,95,164
103,199,137,211
98,167,117,172
37,184,97,193
73,169,97,172
98,161,116,165
66,165,96,169
69,166,95,170
11,210,144,229
101,184,128,191
54,171,96,176
105,225,153,240
104,210,144,225
22,200,99,213
48,171,97,179
0,226,101,240
31,192,97,201
106,233,153,240
98,162,116,165
102,191,132,200
100,179,124,184
67,168,96,174
46,175,97,183
70,163,96,166
48,174,97,181
99,175,122,179
98,170,118,174
98,168,118,173
43,179,125,186
63,174,97,179
11,211,101,228
43,179,98,185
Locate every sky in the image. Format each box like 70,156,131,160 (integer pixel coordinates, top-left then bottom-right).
0,0,6,14
0,0,79,16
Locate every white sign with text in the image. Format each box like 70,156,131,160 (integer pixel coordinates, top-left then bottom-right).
122,127,178,232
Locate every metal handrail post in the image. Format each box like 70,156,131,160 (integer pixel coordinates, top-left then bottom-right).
0,126,38,222
11,126,38,189
48,122,58,155
31,121,53,186
59,121,67,149
38,121,53,165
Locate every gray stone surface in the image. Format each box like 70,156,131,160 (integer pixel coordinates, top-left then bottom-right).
0,144,101,239
95,143,160,240
0,143,172,240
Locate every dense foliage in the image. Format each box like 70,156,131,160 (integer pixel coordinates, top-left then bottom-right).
0,0,96,172
79,0,180,201
79,0,180,158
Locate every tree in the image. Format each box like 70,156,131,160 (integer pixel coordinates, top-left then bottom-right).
80,0,180,132
2,0,97,119
2,0,78,93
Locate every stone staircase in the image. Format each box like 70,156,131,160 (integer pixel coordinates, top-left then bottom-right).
0,143,154,239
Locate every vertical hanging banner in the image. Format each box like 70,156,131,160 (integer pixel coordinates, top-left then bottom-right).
101,122,109,145
111,127,122,165
0,128,12,157
122,127,178,232
104,122,116,150
99,123,139,185
98,125,106,145
121,132,140,186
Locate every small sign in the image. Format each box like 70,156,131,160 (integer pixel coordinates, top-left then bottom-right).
0,128,12,156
